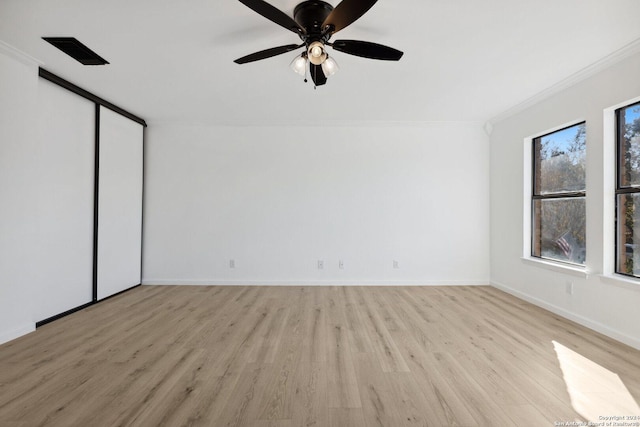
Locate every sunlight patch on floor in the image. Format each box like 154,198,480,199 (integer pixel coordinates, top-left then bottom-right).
553,340,640,422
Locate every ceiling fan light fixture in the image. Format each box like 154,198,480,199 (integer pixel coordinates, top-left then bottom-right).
290,54,307,75
307,41,327,65
233,0,404,88
321,55,338,76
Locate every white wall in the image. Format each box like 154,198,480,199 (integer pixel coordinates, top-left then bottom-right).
0,44,40,343
490,50,640,350
143,123,490,285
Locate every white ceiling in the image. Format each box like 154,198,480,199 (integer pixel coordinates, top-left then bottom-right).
1,0,640,125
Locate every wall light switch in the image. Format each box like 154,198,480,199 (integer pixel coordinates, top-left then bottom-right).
318,260,324,270
339,260,344,269
229,259,235,269
393,260,399,269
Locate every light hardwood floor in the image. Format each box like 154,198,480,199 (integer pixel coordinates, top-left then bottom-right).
1,286,639,426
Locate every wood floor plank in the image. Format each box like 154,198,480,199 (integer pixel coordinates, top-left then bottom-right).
392,336,480,426
352,288,410,373
325,323,362,409
290,361,329,427
501,403,555,426
258,291,306,421
328,408,367,427
352,352,403,427
1,285,639,426
300,293,328,363
214,363,275,427
248,304,289,365
341,287,378,355
435,350,532,425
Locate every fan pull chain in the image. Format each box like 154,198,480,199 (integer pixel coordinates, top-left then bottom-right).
306,62,317,89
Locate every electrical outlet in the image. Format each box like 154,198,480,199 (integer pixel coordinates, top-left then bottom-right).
229,259,235,269
393,260,399,269
339,260,344,269
317,260,324,270
565,281,573,295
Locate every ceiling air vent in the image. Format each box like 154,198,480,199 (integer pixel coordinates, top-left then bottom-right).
42,37,109,65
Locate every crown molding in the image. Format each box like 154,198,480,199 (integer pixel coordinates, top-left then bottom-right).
0,40,43,67
483,121,494,137
146,119,485,128
488,37,640,126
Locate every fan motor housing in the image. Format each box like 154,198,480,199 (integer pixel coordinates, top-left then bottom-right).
294,0,333,35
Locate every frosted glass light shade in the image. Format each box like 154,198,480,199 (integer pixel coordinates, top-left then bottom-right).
290,55,307,76
321,56,338,76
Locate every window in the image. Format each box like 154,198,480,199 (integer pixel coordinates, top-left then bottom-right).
532,122,586,265
616,101,640,277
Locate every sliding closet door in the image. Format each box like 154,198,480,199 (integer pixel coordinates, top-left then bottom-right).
97,106,143,300
34,79,95,321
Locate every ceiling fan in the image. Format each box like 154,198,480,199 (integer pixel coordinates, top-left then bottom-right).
233,0,403,87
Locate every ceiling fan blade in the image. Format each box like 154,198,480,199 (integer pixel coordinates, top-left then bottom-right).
310,63,327,86
322,0,378,34
237,0,305,35
331,40,403,60
234,44,303,64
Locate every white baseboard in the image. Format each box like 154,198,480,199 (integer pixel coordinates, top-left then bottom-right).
0,323,35,346
142,279,489,286
491,280,640,351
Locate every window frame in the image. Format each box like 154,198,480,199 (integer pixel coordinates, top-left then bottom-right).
615,101,640,278
531,121,587,265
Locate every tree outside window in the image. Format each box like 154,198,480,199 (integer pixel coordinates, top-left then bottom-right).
616,102,640,276
532,123,586,265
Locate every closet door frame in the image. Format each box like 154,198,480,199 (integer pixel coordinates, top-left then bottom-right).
96,106,144,300
36,68,146,326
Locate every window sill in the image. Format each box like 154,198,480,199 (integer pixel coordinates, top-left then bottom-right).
520,257,589,278
599,274,640,292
